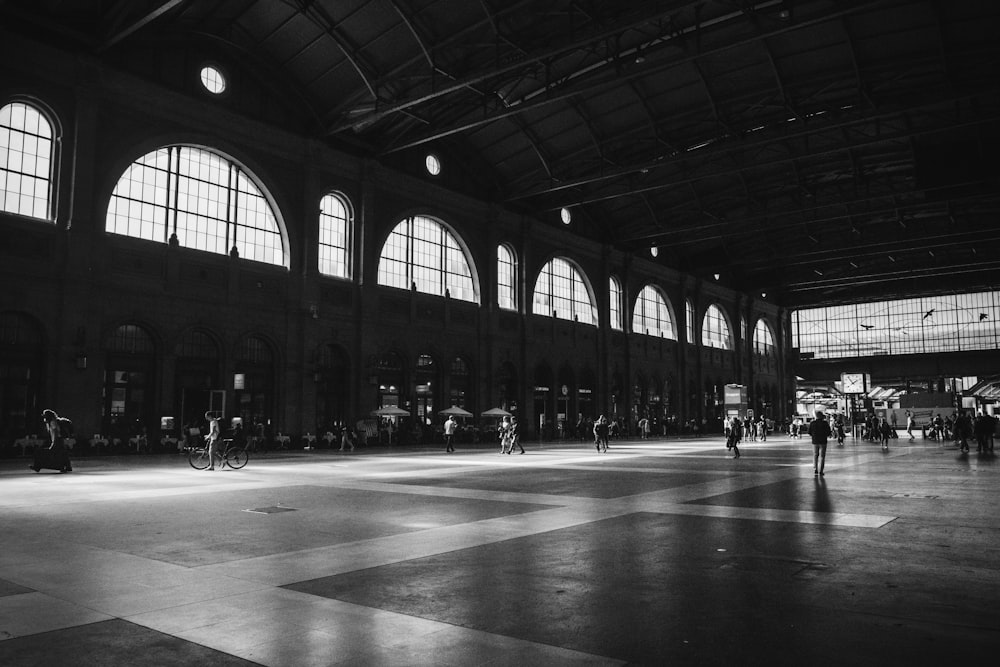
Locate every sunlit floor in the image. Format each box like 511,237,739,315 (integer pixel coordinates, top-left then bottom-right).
0,434,997,666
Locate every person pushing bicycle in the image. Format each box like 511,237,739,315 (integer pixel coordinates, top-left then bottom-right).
205,411,221,470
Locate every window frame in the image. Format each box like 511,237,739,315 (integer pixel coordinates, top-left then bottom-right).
753,318,775,357
318,191,353,280
531,257,597,326
0,99,58,222
631,284,677,339
497,243,517,310
609,276,623,331
376,214,479,303
105,144,288,267
702,303,732,350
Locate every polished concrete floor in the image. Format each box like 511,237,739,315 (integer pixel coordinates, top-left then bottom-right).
0,434,997,666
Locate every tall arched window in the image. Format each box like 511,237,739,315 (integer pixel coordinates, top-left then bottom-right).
685,299,695,343
106,145,286,266
1,101,55,220
753,318,775,356
377,215,477,303
632,285,676,339
319,192,352,278
609,276,623,330
531,257,596,325
702,304,732,350
497,244,516,310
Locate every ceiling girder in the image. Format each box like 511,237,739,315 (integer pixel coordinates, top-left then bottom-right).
547,105,1000,214
364,0,895,151
509,89,998,203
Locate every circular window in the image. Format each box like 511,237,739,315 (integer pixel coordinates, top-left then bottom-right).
200,66,226,94
425,154,441,176
560,207,572,224
650,246,659,258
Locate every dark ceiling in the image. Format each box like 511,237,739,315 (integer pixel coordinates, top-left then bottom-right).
4,0,1000,308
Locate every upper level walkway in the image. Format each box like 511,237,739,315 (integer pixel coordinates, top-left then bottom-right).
0,434,996,665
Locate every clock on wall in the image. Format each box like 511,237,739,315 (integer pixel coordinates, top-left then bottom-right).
841,372,866,394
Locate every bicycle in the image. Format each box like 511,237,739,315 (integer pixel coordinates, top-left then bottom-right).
188,438,249,470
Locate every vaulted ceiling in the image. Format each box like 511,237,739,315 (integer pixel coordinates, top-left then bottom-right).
4,0,999,308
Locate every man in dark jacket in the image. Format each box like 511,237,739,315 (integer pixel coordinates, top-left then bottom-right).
808,411,832,476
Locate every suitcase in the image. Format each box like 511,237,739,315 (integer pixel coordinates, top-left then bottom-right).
30,444,73,473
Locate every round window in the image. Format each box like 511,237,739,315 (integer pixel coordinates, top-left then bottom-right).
425,154,441,175
200,66,226,94
560,207,572,224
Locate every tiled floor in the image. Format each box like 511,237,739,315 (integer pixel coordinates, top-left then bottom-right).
0,436,997,665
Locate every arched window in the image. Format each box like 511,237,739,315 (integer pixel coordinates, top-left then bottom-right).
685,299,695,343
377,215,477,303
1,101,55,220
531,257,596,325
106,145,286,266
609,276,623,330
702,304,732,350
497,244,516,310
753,318,775,356
632,285,676,339
319,192,352,279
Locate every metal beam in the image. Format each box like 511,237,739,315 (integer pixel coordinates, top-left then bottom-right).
99,0,188,52
545,109,1000,213
508,89,998,202
371,0,897,152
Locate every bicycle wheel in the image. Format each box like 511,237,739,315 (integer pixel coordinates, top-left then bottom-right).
226,448,248,469
188,447,211,470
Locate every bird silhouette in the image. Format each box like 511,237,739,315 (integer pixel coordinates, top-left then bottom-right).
923,309,934,320
980,313,989,321
860,324,874,330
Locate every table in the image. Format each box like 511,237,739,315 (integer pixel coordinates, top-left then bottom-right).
13,436,45,455
129,435,150,453
302,433,316,450
89,436,110,452
160,436,180,452
321,432,337,447
275,434,290,449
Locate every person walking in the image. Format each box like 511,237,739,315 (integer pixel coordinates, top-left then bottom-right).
878,417,892,451
906,410,915,441
498,416,512,454
809,411,832,476
339,424,356,452
727,416,742,458
594,415,610,453
443,415,457,453
508,416,524,454
205,411,221,470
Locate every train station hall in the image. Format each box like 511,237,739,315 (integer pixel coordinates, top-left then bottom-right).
1,1,998,665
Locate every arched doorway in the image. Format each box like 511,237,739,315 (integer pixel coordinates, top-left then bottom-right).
174,328,221,435
316,343,350,431
448,356,471,410
533,363,553,439
103,323,157,443
496,361,518,415
375,352,404,410
414,354,437,425
233,335,275,430
0,312,44,441
556,365,575,438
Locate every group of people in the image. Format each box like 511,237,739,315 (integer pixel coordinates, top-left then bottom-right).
496,415,524,455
